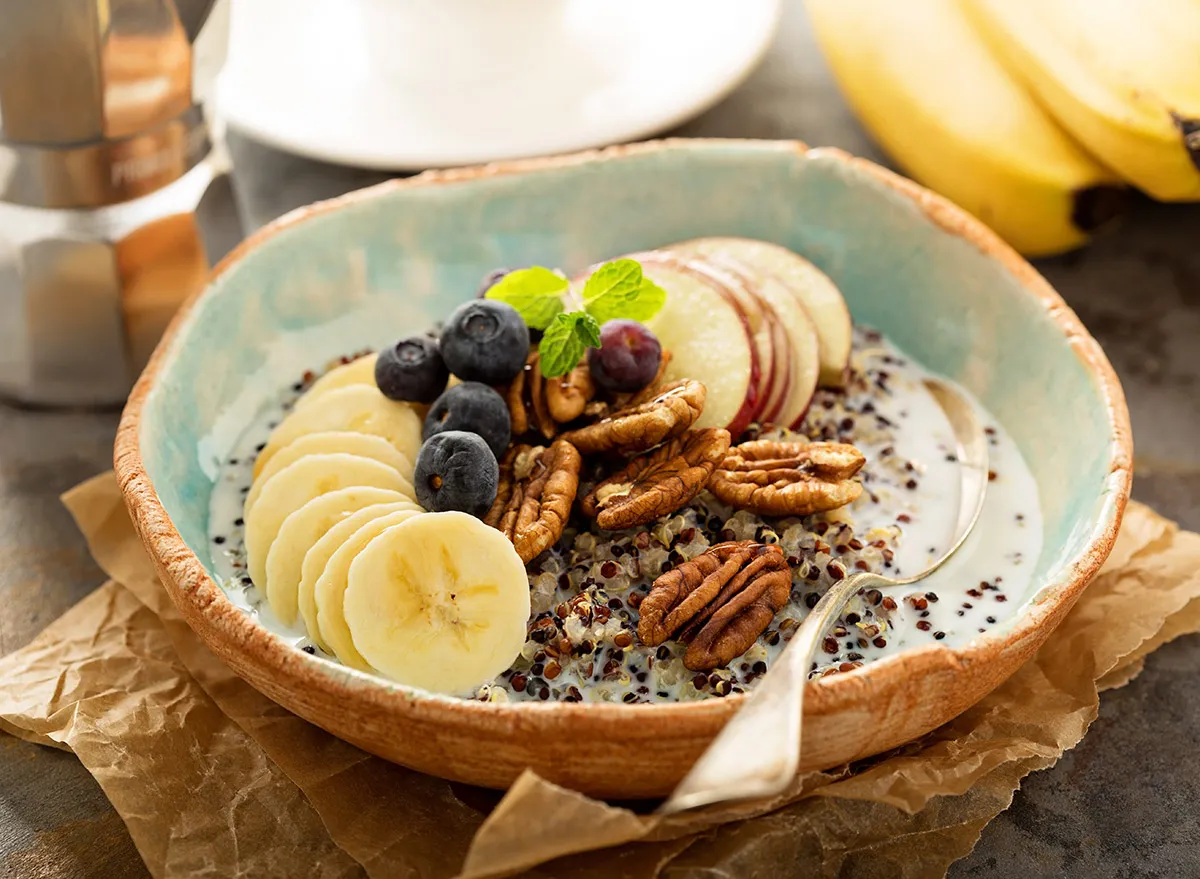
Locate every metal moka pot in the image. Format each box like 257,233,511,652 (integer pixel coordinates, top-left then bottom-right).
0,0,238,406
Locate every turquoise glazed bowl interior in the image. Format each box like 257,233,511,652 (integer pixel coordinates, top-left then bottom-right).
120,139,1130,796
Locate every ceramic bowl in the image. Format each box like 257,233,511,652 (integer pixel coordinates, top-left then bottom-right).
115,139,1131,798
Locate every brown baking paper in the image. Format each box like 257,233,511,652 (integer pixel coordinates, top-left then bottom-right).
0,474,1197,879
0,581,363,878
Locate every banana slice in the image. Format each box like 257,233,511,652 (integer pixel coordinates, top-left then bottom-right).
254,385,422,479
294,353,378,410
344,511,531,694
264,486,414,626
246,431,414,513
314,508,426,670
297,500,420,651
244,452,414,591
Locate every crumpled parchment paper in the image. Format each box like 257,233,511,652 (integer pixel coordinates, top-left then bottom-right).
1,473,1197,879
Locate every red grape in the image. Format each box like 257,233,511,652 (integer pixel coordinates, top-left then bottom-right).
587,320,662,393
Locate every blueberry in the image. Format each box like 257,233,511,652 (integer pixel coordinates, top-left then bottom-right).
424,381,511,457
440,300,529,385
414,431,498,517
374,336,449,403
587,320,662,393
477,268,513,298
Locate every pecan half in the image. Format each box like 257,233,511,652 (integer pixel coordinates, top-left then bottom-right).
560,379,706,455
581,428,731,530
485,439,582,563
638,541,791,670
506,351,595,440
709,440,866,516
546,362,595,423
529,362,554,440
505,354,534,436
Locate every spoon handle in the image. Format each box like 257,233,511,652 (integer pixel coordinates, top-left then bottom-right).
658,570,884,814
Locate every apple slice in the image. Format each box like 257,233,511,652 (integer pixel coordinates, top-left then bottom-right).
654,249,791,427
608,257,762,436
770,279,821,429
737,277,790,425
670,237,852,388
674,247,821,429
637,252,779,429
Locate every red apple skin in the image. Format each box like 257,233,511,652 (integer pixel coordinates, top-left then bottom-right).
786,314,827,430
668,237,852,390
668,245,819,431
717,255,819,430
666,248,795,427
740,275,790,425
633,252,767,437
762,317,791,425
721,303,762,438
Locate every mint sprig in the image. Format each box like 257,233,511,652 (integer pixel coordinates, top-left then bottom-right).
485,259,667,378
538,312,601,378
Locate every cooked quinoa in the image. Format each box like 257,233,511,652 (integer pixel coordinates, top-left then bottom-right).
472,328,930,703
212,328,1029,703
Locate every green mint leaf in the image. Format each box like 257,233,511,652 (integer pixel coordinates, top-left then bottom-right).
587,276,667,323
582,258,643,305
485,266,567,330
581,259,668,324
576,311,601,347
539,311,601,377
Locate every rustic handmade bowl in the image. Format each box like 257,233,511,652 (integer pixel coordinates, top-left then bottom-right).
115,139,1131,798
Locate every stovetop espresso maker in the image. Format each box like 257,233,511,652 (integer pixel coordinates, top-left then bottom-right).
0,0,236,406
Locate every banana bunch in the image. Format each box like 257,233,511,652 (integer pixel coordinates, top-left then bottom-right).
806,0,1200,257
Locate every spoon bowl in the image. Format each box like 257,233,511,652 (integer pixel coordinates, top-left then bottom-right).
661,377,989,814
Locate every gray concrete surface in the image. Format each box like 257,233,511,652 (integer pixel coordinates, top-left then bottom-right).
3,3,1200,876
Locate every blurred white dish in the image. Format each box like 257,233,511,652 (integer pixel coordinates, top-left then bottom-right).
215,0,782,169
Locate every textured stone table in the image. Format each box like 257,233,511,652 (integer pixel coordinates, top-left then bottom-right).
3,3,1199,876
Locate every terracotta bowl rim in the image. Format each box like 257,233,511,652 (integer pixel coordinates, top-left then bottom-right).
114,137,1133,727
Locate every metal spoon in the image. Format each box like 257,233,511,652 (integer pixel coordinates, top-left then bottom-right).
659,377,989,815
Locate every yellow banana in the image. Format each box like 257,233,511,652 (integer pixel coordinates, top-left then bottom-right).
805,0,1126,257
964,0,1200,202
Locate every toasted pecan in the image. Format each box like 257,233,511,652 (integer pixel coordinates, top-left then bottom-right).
505,355,532,436
638,541,791,670
709,440,865,516
546,362,595,423
528,363,554,440
486,440,582,563
560,379,706,455
581,428,731,530
506,351,595,440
